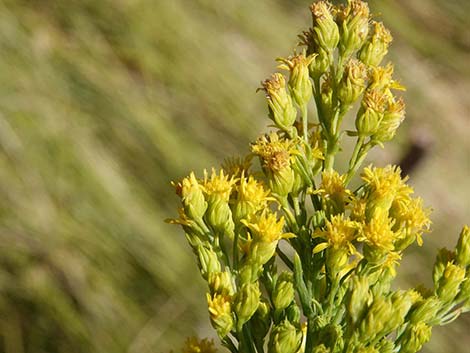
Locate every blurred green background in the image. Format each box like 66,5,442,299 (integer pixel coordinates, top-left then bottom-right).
0,0,469,352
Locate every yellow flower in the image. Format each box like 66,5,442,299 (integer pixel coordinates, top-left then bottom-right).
202,168,237,202
173,172,208,220
242,210,293,244
206,293,234,338
361,165,412,219
232,173,275,222
182,337,217,353
252,132,294,173
315,171,351,215
391,196,431,246
251,132,297,196
359,213,396,253
349,195,367,222
315,214,359,252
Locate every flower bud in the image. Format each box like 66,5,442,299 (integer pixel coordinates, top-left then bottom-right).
235,282,261,330
270,166,295,197
376,339,394,353
436,262,465,303
432,248,455,287
355,90,386,137
347,276,370,324
203,169,237,236
260,73,297,132
409,296,442,325
286,304,301,325
359,21,393,67
268,320,302,353
272,272,295,311
310,48,331,79
385,290,413,332
399,322,431,353
455,225,470,267
239,260,263,284
277,52,315,108
197,244,221,280
372,98,405,143
208,270,234,296
175,172,208,221
207,293,234,338
456,279,470,304
205,198,235,237
337,58,367,107
310,1,340,52
251,133,296,197
338,0,370,57
359,296,393,339
232,174,272,223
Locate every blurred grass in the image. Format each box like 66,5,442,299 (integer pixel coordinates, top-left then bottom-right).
0,1,469,352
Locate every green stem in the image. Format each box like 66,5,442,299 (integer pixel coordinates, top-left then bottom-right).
345,140,372,185
302,104,309,142
233,231,239,271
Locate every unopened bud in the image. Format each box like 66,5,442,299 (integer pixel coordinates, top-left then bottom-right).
376,339,394,353
268,320,302,353
399,322,431,353
175,172,208,220
356,90,386,137
409,296,442,325
260,73,297,132
277,53,315,108
197,244,221,280
385,291,413,331
208,270,234,296
359,21,393,67
205,198,235,237
432,248,455,287
338,0,370,57
347,276,370,324
235,282,261,330
272,272,295,311
270,166,295,198
372,98,405,143
338,59,367,107
436,262,465,303
309,48,331,79
456,225,470,267
286,304,301,325
310,1,340,52
359,296,393,339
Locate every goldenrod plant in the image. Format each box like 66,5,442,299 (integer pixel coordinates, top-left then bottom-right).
169,1,470,352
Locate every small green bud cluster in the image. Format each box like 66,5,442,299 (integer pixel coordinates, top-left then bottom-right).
170,2,470,353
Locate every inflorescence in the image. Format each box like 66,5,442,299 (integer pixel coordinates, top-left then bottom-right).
168,1,470,353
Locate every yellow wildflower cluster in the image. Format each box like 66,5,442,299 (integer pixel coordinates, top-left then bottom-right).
169,2,470,353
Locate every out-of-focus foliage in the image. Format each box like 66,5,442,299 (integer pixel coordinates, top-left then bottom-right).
0,1,468,353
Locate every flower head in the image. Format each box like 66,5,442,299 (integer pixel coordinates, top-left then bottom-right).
182,337,217,353
277,52,315,108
